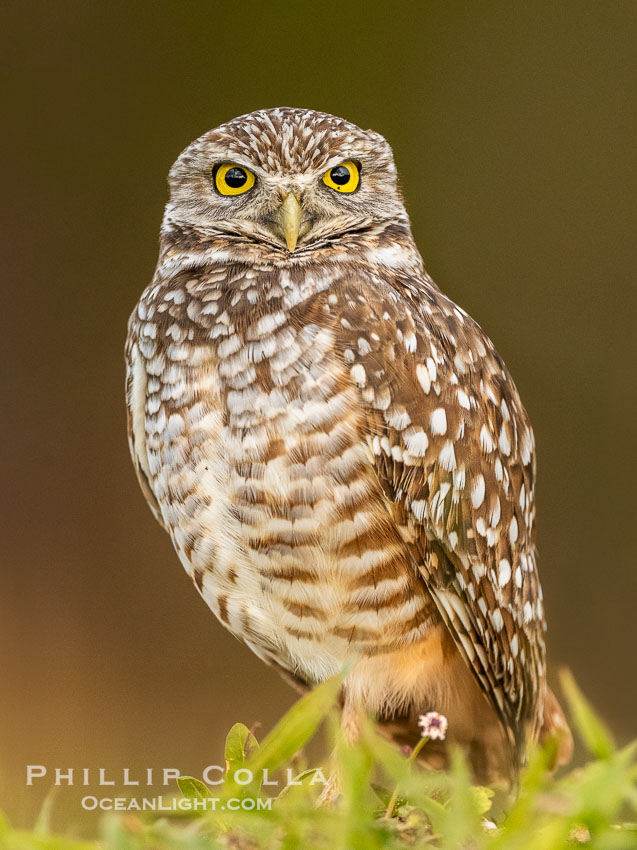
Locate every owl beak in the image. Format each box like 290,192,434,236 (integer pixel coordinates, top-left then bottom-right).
278,193,303,252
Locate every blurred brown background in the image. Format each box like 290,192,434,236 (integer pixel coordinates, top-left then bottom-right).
2,0,636,833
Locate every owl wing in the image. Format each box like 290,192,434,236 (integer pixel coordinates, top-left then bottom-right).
333,273,546,759
124,329,166,529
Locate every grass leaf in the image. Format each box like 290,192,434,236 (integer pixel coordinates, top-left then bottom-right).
240,671,343,778
561,668,615,759
224,722,259,769
177,775,213,799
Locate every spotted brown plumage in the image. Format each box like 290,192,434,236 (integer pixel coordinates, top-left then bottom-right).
125,107,572,782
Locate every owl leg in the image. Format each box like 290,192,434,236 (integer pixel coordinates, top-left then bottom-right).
316,691,360,807
539,687,573,769
341,693,362,743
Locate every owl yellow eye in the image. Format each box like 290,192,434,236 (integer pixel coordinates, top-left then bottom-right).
214,163,255,196
322,160,360,193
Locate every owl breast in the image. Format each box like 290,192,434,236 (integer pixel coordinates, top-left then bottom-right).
129,268,436,685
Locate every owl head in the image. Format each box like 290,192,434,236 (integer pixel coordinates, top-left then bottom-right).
164,108,408,254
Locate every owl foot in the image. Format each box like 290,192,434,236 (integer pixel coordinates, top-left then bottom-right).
315,769,342,808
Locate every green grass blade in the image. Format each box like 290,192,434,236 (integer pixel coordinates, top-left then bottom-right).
243,672,343,776
561,669,615,759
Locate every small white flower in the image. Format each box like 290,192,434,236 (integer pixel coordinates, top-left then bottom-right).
417,711,448,741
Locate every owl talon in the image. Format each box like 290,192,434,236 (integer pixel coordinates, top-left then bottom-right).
315,770,342,808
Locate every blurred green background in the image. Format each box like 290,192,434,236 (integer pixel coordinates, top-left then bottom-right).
2,0,636,834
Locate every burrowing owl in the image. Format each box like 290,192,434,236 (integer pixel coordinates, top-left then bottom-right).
125,108,571,782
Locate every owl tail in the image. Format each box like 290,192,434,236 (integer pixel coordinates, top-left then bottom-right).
539,687,574,769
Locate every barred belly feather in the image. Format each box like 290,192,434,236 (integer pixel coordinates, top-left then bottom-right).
128,261,438,688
